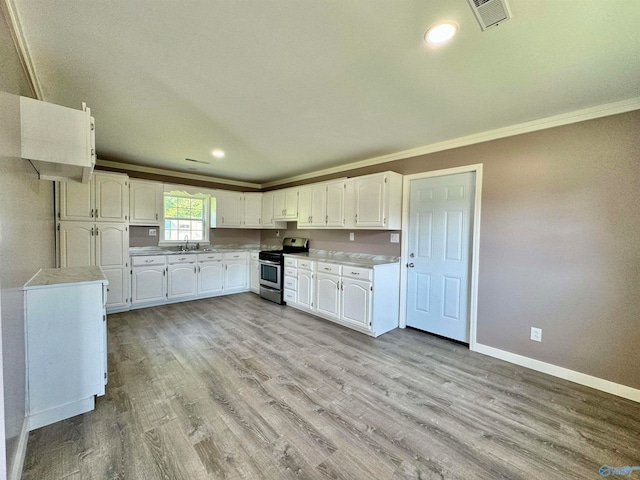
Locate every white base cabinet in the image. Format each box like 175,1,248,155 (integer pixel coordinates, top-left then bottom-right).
168,255,198,300
284,255,400,337
24,267,107,430
131,255,167,307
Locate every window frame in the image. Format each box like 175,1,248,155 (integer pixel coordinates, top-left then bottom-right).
159,190,210,246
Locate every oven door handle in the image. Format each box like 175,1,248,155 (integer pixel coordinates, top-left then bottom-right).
259,260,282,266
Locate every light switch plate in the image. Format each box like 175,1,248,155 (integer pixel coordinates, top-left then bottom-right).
349,232,354,241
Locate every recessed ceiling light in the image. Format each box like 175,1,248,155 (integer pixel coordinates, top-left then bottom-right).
211,149,225,159
425,22,458,45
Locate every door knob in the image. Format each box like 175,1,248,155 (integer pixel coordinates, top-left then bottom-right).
406,263,414,268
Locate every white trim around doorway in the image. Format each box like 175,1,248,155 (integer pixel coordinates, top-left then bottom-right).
399,164,483,351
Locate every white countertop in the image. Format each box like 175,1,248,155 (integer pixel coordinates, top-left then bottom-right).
284,250,399,268
24,266,108,289
129,245,260,256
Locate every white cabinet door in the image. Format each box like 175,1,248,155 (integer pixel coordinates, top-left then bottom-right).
225,260,248,291
315,273,340,320
297,187,312,227
243,193,263,227
354,174,386,228
198,261,224,296
273,188,298,220
102,267,128,308
309,184,327,227
250,255,260,293
59,221,95,267
341,278,372,330
168,264,198,299
95,223,129,309
132,266,166,304
95,172,129,222
297,269,314,310
218,191,242,227
129,179,162,225
59,181,94,220
326,180,345,227
262,192,276,227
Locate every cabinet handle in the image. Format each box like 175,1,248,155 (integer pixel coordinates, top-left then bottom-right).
351,271,359,275
95,209,99,218
91,227,94,236
324,267,331,271
96,227,99,236
145,259,153,263
325,215,328,224
336,281,339,290
91,208,94,218
194,266,196,273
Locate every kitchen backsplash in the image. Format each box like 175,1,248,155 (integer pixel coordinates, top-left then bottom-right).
129,226,260,248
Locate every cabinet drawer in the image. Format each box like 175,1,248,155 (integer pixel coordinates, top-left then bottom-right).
317,262,341,275
132,255,166,266
283,289,297,303
198,252,223,262
284,257,297,267
168,254,197,265
283,276,297,291
298,259,315,270
342,266,372,281
223,251,248,260
284,267,297,277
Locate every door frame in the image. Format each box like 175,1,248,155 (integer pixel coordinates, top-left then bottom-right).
399,163,483,351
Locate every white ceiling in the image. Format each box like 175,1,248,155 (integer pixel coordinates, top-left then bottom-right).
9,0,640,184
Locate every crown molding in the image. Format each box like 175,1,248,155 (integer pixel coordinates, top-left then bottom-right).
96,159,261,189
1,0,42,99
261,96,640,188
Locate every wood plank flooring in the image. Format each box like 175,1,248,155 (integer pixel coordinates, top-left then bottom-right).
22,293,640,479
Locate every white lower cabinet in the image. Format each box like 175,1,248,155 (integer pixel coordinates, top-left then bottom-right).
24,267,107,430
131,251,250,308
284,255,400,337
131,255,167,306
168,257,198,300
198,255,224,296
250,252,260,294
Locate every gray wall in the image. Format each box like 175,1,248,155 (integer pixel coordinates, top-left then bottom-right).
0,8,54,479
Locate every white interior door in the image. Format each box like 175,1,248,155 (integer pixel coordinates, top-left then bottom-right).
406,172,475,342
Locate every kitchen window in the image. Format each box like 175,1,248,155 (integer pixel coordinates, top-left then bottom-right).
160,191,210,244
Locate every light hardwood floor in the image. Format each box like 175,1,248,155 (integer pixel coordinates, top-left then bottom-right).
22,293,640,479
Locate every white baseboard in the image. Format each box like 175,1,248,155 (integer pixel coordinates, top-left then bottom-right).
473,343,640,403
8,419,28,480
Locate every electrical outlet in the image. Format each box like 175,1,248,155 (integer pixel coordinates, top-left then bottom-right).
530,327,542,342
148,228,157,237
349,232,355,241
390,233,400,243
276,230,280,237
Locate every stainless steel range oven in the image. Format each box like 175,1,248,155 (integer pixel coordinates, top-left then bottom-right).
259,237,309,304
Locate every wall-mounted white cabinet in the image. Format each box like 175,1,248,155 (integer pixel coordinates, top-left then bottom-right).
298,179,346,229
216,191,243,227
352,171,402,229
59,171,129,222
20,97,95,183
273,188,298,221
58,221,129,312
129,179,163,225
261,192,287,229
243,193,263,228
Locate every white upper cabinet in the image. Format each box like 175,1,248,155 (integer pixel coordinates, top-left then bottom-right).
273,188,298,220
298,179,346,229
243,193,263,228
353,171,402,229
59,171,129,222
129,179,163,225
217,191,242,227
20,97,96,183
261,192,287,229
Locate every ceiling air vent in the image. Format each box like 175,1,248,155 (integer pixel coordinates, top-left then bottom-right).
467,0,512,31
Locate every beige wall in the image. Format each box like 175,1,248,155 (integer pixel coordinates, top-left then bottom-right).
130,225,260,248
302,110,640,389
261,224,400,257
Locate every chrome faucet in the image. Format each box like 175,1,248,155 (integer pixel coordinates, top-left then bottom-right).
184,235,189,251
